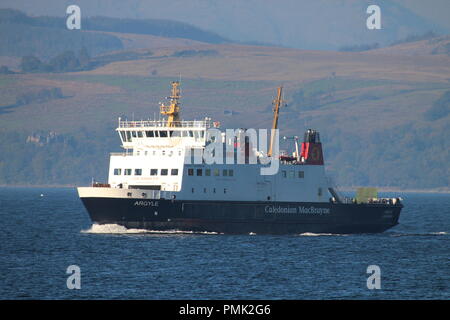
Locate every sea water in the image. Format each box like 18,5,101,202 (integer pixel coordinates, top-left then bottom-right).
0,187,448,299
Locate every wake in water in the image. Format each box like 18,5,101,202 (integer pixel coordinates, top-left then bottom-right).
81,223,221,235
298,232,348,237
387,231,448,237
298,231,448,237
81,225,448,237
81,224,148,234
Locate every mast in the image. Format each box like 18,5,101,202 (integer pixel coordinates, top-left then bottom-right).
160,81,181,127
268,86,284,157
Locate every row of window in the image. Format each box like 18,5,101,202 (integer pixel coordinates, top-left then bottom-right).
113,168,303,179
191,187,227,194
187,168,234,177
186,168,303,179
113,168,178,176
281,170,305,179
120,130,204,142
135,150,182,157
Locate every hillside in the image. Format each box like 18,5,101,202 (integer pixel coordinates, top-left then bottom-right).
1,0,448,50
0,35,449,190
0,9,225,61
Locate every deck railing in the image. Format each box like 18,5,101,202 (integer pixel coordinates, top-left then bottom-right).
118,119,211,129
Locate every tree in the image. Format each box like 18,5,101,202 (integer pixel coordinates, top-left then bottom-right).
424,90,450,121
0,65,14,74
48,51,80,72
20,55,44,73
78,47,90,69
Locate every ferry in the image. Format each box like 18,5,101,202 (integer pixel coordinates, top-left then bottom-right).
77,81,403,234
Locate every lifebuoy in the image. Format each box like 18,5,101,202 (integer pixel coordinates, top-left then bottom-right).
309,146,320,161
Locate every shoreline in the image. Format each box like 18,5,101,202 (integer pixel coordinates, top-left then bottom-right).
1,184,449,194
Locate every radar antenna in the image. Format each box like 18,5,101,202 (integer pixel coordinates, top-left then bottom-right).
160,81,181,127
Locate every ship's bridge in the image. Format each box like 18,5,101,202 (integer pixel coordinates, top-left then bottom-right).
117,118,211,149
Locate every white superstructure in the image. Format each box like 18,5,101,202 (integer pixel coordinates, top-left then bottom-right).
101,81,330,203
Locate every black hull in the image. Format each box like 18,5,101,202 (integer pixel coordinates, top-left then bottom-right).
80,197,402,234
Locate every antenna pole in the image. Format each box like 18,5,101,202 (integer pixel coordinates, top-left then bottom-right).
268,86,283,157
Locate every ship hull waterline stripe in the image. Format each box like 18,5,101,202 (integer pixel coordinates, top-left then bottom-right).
80,197,402,234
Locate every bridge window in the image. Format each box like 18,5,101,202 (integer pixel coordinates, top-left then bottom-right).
282,170,287,178
171,169,178,176
213,169,220,176
126,131,131,141
289,171,295,178
188,168,194,176
131,131,137,138
134,169,142,176
196,169,202,176
113,169,121,175
145,131,154,137
154,131,159,137
223,169,228,177
161,169,168,176
137,131,143,138
159,131,168,138
298,171,304,178
229,169,234,177
124,169,132,176
205,169,211,176
119,131,126,142
150,169,158,176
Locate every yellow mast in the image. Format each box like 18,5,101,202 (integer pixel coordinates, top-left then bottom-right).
268,86,284,157
160,81,181,127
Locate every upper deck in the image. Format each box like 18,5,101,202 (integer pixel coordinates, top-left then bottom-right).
116,118,212,149
118,118,212,129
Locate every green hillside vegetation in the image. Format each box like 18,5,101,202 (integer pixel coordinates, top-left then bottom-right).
424,90,450,121
80,16,227,44
0,9,227,61
0,17,449,189
15,87,63,106
0,22,123,60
